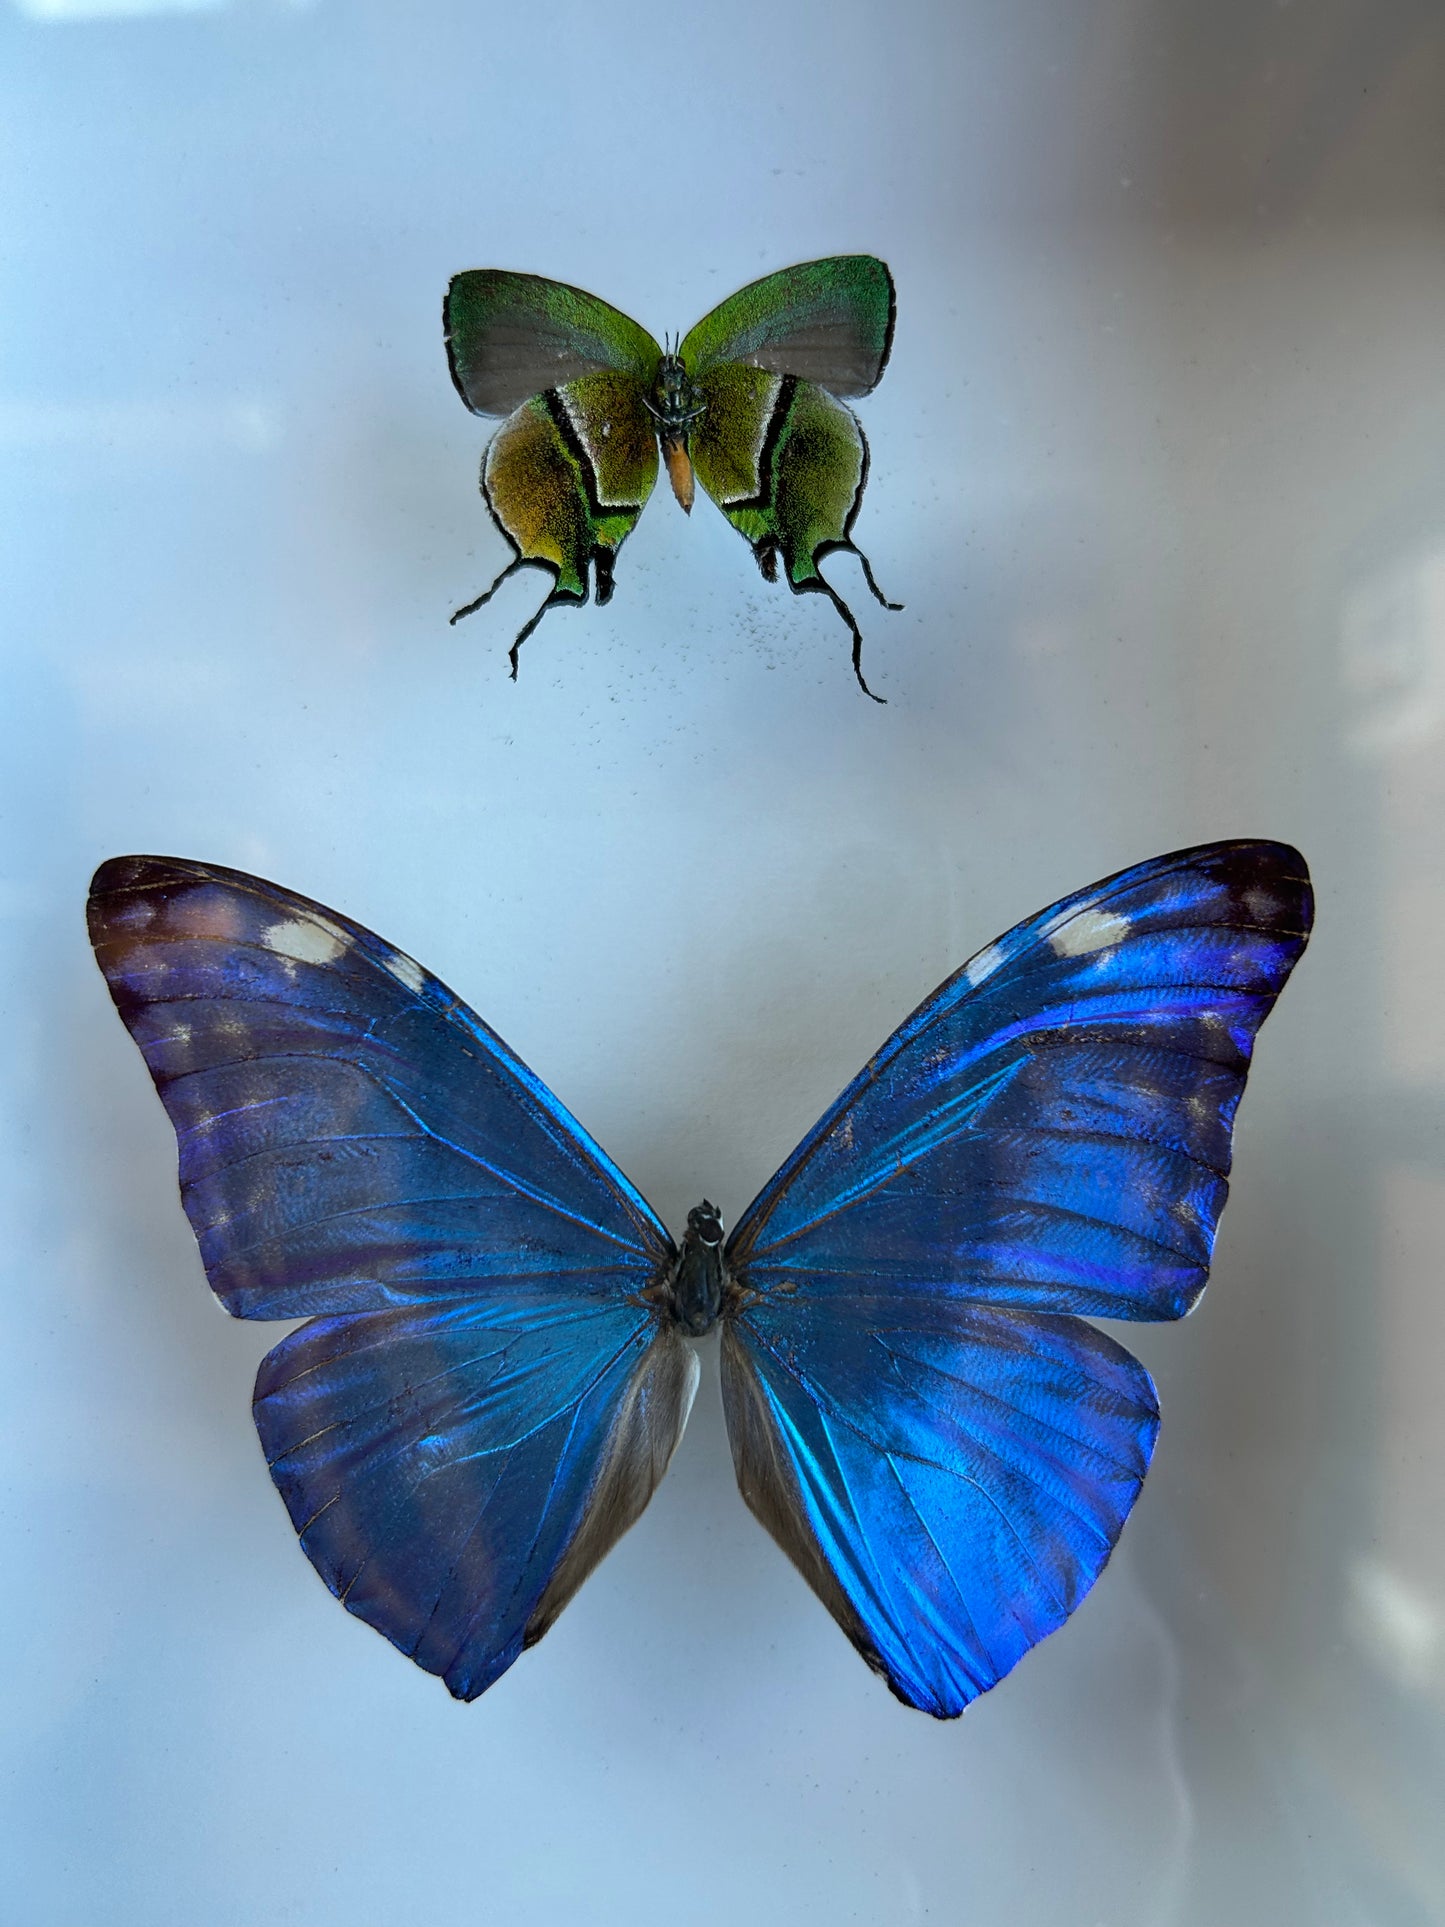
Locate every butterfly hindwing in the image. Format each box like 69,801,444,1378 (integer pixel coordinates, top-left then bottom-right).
256,1299,696,1701
690,366,893,696
464,371,662,671
88,856,694,1699
721,1302,1158,1718
720,841,1312,1715
682,257,899,699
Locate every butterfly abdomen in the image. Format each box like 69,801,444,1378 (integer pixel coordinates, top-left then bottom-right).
649,353,705,513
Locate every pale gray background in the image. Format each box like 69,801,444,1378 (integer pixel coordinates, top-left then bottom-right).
2,1,1442,1921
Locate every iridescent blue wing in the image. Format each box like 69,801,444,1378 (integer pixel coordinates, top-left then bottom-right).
88,857,695,1701
721,841,1312,1716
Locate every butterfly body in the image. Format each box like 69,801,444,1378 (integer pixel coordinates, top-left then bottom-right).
664,1201,731,1335
645,351,706,512
444,257,899,697
89,840,1311,1715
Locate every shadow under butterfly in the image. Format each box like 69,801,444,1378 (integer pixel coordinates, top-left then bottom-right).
443,256,901,700
88,841,1311,1717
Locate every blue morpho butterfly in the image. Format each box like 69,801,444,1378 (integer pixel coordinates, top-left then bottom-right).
443,256,900,699
88,840,1311,1716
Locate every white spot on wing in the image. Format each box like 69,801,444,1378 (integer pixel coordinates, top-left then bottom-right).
260,915,350,967
1048,905,1131,958
964,942,1005,988
383,948,428,996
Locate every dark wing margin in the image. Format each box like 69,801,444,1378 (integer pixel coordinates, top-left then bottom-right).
680,256,896,398
88,855,688,1699
719,840,1311,1715
445,271,662,417
87,854,672,1318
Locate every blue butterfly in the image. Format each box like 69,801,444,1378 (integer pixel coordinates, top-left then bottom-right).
87,841,1311,1716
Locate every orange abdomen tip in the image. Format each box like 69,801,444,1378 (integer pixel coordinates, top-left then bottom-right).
664,440,695,514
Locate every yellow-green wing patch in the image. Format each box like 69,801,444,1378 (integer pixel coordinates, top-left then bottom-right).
691,367,898,700
452,370,659,676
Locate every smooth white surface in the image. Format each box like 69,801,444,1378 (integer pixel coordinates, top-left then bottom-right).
3,3,1442,1921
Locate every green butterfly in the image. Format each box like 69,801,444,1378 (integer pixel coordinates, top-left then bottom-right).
444,255,899,700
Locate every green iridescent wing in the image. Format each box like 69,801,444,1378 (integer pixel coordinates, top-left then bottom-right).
681,258,899,701
680,256,895,396
445,271,661,415
445,273,663,674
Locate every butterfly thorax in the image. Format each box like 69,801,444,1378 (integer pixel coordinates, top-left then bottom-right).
669,1199,727,1335
649,353,706,513
650,353,705,436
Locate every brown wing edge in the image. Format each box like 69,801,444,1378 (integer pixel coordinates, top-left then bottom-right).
524,1323,700,1647
719,1320,890,1687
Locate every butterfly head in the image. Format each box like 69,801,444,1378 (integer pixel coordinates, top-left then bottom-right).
646,349,706,514
669,1200,726,1335
686,1200,724,1247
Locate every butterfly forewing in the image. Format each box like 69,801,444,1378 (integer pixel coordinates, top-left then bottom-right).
445,270,662,418
680,255,896,396
88,857,691,1699
728,841,1312,1315
720,840,1312,1714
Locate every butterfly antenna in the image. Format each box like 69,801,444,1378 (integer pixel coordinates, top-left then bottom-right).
450,555,527,625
